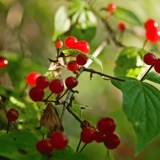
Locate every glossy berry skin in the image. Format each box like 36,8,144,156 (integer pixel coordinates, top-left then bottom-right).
26,72,40,86
144,19,158,30
146,27,160,43
29,87,44,101
50,132,68,150
97,117,116,135
103,133,120,149
55,39,63,49
80,120,91,129
154,58,160,73
6,108,19,121
65,76,78,89
64,36,78,48
67,60,79,72
118,22,125,31
108,3,116,13
94,131,104,143
143,53,156,65
36,76,49,89
76,54,88,66
49,79,64,94
75,41,90,54
36,140,53,155
0,56,8,68
80,127,96,143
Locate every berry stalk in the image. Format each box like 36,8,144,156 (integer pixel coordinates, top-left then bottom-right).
140,65,154,81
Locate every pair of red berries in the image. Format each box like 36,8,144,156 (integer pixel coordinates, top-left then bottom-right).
144,19,160,43
80,117,120,149
0,56,8,68
36,131,68,155
29,75,78,102
143,52,160,73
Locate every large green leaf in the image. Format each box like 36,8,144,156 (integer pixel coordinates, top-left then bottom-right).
117,79,160,154
62,153,91,160
144,71,160,84
113,7,142,26
114,47,145,78
0,131,41,160
52,6,71,41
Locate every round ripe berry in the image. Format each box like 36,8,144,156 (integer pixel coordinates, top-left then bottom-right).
80,120,91,129
50,132,68,150
117,22,125,31
6,108,19,121
49,79,64,94
80,127,96,143
97,117,116,135
146,27,159,43
55,39,63,49
144,19,158,30
36,76,49,89
67,60,79,72
36,140,53,155
103,133,120,149
154,58,160,73
94,131,104,143
0,56,8,68
143,53,156,65
26,72,41,86
65,76,78,89
108,3,116,13
75,41,90,54
76,54,88,66
64,36,78,48
29,87,44,101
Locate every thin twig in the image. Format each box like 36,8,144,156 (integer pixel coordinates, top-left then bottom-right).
79,143,87,153
140,65,154,81
76,139,82,152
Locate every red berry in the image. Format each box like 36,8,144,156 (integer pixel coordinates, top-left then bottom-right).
103,133,120,149
94,131,104,143
65,76,78,89
143,53,156,65
75,40,90,54
144,19,158,30
154,58,160,73
36,76,49,89
80,120,91,129
49,79,64,94
146,27,160,43
76,54,88,66
50,132,68,150
55,39,63,49
80,127,96,143
64,36,78,48
67,60,79,72
117,22,125,31
6,108,19,121
29,87,44,101
108,3,116,13
26,72,41,86
0,56,8,68
36,140,53,155
97,117,116,135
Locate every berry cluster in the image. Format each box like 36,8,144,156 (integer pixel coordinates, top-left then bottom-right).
0,56,8,68
36,131,68,155
143,52,160,73
80,117,120,150
144,19,160,43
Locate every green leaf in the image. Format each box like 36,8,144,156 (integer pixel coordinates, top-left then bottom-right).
114,47,145,78
52,6,70,41
61,49,103,71
120,79,160,154
144,71,160,84
0,131,41,160
113,7,142,26
53,145,75,159
62,153,91,160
